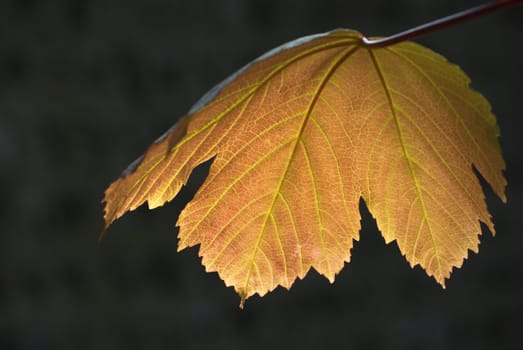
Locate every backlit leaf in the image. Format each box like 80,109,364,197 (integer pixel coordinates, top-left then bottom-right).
103,29,506,306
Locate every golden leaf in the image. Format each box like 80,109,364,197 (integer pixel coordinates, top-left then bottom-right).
103,29,506,306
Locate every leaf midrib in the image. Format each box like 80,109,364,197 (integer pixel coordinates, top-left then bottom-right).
240,44,361,296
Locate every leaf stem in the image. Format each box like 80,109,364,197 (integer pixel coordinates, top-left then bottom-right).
361,0,523,48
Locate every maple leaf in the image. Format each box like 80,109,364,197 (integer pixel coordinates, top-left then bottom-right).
103,29,506,306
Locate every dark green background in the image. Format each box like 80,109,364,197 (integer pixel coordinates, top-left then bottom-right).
1,1,521,349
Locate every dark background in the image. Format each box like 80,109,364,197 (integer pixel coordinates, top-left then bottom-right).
1,0,522,349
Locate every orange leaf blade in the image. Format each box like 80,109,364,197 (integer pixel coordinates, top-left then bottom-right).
102,29,506,303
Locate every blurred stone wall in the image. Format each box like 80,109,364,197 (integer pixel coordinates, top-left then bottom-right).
0,1,521,349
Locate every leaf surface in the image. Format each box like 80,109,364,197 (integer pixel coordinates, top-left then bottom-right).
103,29,506,305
